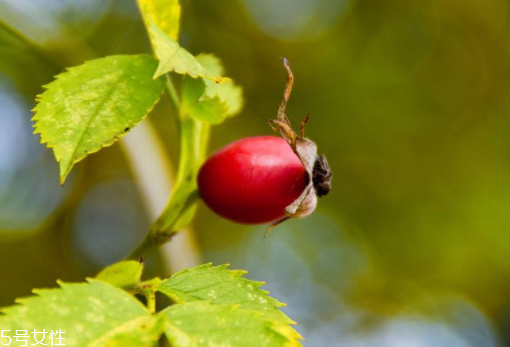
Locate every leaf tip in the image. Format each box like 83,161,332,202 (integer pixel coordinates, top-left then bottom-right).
59,165,71,186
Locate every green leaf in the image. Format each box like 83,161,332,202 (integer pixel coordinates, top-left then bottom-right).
180,55,243,124
197,54,244,117
157,264,294,324
96,261,144,289
137,0,181,40
181,77,228,124
0,280,163,347
32,54,165,184
159,302,303,347
148,18,223,81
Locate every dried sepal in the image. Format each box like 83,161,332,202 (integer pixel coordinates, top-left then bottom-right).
266,58,332,237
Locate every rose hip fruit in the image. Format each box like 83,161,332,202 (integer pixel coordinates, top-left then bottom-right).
197,58,332,234
197,136,308,224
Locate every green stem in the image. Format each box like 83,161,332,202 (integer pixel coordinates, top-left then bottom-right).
132,279,159,314
127,77,209,260
144,289,156,314
165,75,181,109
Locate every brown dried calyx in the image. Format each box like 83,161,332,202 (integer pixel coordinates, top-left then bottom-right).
266,58,333,236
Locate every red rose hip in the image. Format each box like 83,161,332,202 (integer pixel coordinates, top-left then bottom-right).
198,136,308,224
197,58,332,234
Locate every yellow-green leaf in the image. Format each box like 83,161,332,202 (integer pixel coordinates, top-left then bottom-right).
180,55,243,124
159,302,303,347
157,264,295,325
96,261,144,289
137,0,181,40
32,55,165,184
148,18,223,81
181,77,228,124
0,280,163,347
197,54,244,116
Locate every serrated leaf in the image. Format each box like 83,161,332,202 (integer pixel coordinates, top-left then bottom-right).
32,55,165,184
96,261,143,289
159,302,303,347
181,77,228,124
0,280,163,347
197,54,244,117
157,263,294,324
137,0,181,40
148,18,223,82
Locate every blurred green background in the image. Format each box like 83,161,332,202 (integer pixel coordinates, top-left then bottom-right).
1,0,510,345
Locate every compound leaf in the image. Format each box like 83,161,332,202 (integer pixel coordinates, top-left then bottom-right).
160,302,303,347
32,54,165,184
157,263,294,325
96,261,144,289
0,280,162,347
